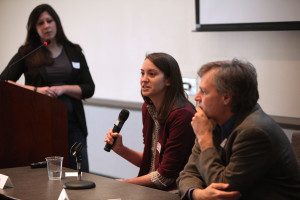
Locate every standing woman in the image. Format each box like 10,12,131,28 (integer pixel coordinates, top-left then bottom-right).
0,4,95,172
104,52,195,190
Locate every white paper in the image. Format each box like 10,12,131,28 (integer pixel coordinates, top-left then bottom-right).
65,172,82,177
58,188,69,200
0,174,14,189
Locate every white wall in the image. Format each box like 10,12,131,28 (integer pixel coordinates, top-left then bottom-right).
0,0,300,177
1,0,300,118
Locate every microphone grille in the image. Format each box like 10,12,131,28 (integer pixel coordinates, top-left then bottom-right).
119,109,130,122
44,40,51,45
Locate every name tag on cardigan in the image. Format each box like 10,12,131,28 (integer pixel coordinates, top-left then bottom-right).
72,62,80,69
156,142,161,154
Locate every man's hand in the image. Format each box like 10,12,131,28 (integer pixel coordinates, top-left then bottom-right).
192,183,241,200
191,106,215,151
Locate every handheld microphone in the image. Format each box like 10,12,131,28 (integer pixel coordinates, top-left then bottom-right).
104,109,130,152
1,40,51,80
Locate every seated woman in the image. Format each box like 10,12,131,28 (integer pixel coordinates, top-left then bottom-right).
104,52,195,190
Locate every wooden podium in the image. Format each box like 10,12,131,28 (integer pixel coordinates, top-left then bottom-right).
0,81,68,168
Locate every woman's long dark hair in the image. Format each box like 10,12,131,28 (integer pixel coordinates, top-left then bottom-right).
142,53,189,124
20,4,78,67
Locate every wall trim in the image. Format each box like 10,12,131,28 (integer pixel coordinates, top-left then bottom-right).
84,98,143,110
271,116,300,130
84,98,300,130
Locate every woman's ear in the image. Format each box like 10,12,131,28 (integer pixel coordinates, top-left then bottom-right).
165,78,171,86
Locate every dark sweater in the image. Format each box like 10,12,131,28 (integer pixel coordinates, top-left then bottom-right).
0,43,95,137
138,101,196,190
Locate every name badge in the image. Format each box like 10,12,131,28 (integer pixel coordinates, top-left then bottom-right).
156,142,161,154
220,138,227,148
72,62,80,69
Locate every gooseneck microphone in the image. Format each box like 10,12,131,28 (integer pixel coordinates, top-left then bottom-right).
70,142,83,157
63,142,96,190
1,40,51,80
104,109,130,152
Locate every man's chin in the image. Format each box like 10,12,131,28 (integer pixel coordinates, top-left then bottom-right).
199,107,208,116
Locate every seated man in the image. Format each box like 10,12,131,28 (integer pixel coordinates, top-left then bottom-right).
177,59,300,200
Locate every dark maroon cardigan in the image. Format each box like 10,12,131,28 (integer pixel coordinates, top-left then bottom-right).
138,102,196,190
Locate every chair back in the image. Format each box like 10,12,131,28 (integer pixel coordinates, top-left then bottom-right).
291,132,300,168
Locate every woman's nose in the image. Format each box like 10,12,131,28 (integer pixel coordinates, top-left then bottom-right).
141,75,148,82
43,21,50,28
